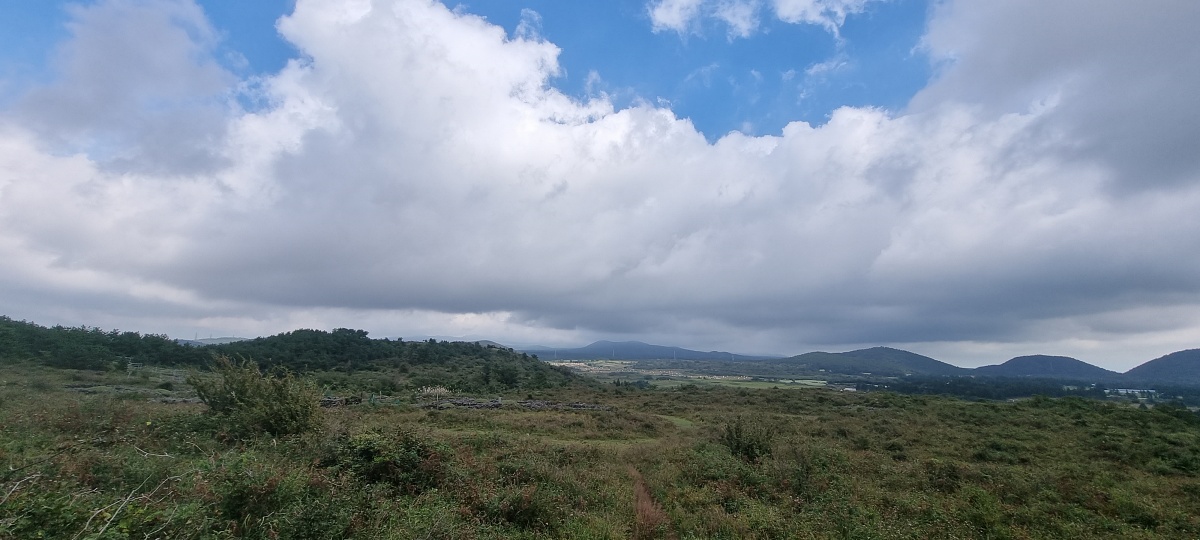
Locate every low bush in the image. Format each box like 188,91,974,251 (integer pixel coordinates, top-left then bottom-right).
187,355,320,436
719,416,773,462
335,429,447,494
476,482,563,531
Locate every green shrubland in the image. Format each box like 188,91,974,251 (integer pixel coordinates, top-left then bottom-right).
2,354,1200,538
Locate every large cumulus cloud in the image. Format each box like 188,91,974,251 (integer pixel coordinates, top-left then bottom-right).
1,0,1199,368
913,0,1200,190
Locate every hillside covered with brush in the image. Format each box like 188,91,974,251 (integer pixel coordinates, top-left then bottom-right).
0,316,576,394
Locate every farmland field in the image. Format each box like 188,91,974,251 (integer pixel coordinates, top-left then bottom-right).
547,359,831,389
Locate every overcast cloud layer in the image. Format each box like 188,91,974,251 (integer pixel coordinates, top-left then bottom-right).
2,0,1199,369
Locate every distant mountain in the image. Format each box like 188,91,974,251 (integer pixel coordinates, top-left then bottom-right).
522,340,780,361
519,344,555,352
202,337,248,345
773,347,966,377
472,340,510,349
1124,349,1200,386
973,355,1120,382
842,347,969,376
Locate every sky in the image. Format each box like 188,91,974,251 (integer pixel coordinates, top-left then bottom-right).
0,0,1198,370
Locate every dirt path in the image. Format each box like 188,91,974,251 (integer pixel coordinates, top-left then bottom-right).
629,467,673,540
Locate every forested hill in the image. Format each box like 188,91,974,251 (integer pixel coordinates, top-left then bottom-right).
974,355,1123,382
1124,349,1200,386
770,347,966,377
208,329,578,391
0,317,578,393
0,316,209,369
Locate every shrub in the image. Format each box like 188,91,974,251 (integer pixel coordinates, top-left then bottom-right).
27,377,53,392
336,429,447,494
719,416,773,462
769,442,849,501
923,458,967,493
962,487,1012,539
208,456,352,539
187,355,320,436
479,483,560,531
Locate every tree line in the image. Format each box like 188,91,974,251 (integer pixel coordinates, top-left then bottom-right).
0,316,577,393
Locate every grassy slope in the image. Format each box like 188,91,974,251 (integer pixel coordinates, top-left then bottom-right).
2,361,1200,539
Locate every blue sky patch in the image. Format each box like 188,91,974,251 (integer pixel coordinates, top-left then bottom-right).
1,0,931,138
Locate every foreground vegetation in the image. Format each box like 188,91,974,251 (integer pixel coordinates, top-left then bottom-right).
3,355,1200,539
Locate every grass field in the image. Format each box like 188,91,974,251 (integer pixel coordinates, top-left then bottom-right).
3,360,1200,538
679,378,829,389
548,360,830,390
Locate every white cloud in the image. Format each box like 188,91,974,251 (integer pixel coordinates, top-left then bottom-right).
648,0,762,39
514,8,543,41
648,0,881,39
648,0,705,34
12,0,234,175
714,0,761,39
683,62,721,86
804,54,848,77
912,0,1200,189
771,0,875,33
1,0,1200,368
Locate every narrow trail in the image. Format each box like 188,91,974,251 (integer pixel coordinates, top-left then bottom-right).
629,467,673,540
